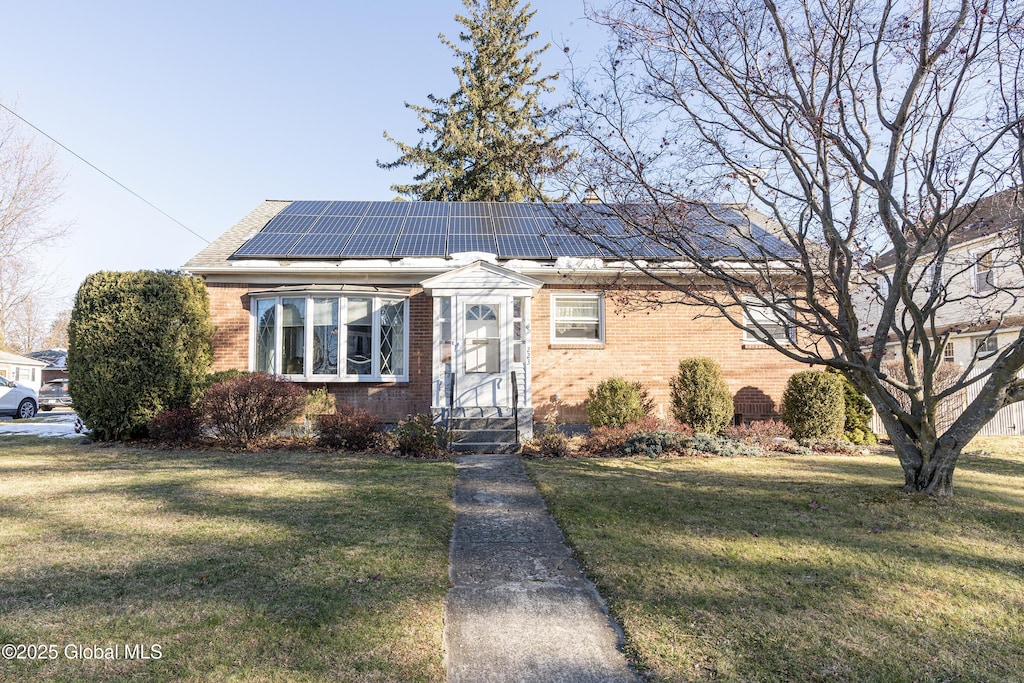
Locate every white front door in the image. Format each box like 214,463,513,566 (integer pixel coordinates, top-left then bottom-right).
454,297,508,409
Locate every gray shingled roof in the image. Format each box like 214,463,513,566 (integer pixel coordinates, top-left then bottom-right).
873,187,1023,269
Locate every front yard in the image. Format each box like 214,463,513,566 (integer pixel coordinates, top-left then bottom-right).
527,436,1024,681
0,437,454,682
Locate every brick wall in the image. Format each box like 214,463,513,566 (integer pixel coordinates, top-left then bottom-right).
204,283,433,422
206,280,805,426
530,284,805,423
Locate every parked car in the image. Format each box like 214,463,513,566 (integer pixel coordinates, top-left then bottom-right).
38,378,72,411
0,376,38,419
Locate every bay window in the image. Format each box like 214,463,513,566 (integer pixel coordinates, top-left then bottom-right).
252,293,408,381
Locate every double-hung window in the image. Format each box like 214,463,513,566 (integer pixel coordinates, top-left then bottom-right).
975,335,999,359
974,252,996,292
252,293,408,381
743,300,794,344
551,293,603,343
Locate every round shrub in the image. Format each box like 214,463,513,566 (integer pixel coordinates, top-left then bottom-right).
669,357,734,434
586,377,650,428
203,374,306,448
781,370,846,440
396,414,449,457
68,271,213,441
315,402,385,451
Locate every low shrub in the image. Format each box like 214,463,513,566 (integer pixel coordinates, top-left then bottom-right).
315,403,385,451
724,419,793,443
781,370,846,440
396,414,449,458
622,430,686,458
586,377,651,428
302,386,337,437
146,407,201,444
582,417,692,456
766,440,813,455
670,358,734,434
804,438,863,455
203,374,306,448
687,433,764,457
534,424,572,458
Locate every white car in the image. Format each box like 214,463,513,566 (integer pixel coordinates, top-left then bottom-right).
0,376,38,419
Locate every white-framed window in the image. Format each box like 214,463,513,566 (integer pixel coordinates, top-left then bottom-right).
943,341,956,363
252,294,408,381
974,335,999,358
974,252,996,292
743,301,794,344
551,293,604,343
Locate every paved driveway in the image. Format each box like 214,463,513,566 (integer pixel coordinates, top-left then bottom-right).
0,411,85,439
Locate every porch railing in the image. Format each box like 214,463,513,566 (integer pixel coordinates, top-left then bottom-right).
511,370,520,446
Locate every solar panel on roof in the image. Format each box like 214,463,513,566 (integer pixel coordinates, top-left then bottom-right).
287,233,353,256
448,217,490,233
322,201,371,217
341,233,400,257
401,216,448,233
260,214,321,233
364,201,410,217
494,217,541,234
306,215,362,234
405,201,450,217
393,233,447,256
496,233,550,259
278,201,330,216
351,215,405,233
544,234,603,257
449,202,491,216
233,232,304,257
231,200,792,261
449,233,497,253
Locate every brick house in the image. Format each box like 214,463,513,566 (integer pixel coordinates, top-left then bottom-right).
184,200,805,437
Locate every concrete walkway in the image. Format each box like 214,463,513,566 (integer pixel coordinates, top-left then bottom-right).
444,453,637,683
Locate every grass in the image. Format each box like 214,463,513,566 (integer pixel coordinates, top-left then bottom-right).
526,435,1024,682
0,436,455,682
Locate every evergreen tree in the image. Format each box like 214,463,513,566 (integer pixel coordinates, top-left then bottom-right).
379,0,570,201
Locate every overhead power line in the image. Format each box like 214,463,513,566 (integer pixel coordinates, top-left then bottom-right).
0,102,210,244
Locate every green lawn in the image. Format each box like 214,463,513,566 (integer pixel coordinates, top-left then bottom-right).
0,436,455,682
526,436,1024,682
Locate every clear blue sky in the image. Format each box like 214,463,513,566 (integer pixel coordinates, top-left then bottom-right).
1,1,607,315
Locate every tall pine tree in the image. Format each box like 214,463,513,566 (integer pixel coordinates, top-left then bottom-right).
379,0,570,201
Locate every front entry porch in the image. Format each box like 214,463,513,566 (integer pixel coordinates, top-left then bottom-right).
422,262,542,448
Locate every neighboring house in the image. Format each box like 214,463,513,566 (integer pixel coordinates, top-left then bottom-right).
25,349,68,384
0,350,47,393
184,200,806,437
855,187,1024,434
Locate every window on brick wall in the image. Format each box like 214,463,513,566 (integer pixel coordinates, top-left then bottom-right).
551,293,604,343
743,300,794,344
251,294,408,381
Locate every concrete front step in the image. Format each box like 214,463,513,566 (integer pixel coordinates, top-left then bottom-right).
451,442,521,454
450,417,518,431
451,429,518,445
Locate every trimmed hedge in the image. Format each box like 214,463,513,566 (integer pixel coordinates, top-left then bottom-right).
68,271,213,441
669,357,734,434
781,370,846,440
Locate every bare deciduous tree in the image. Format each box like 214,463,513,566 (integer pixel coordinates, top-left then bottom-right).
0,109,68,352
563,0,1024,495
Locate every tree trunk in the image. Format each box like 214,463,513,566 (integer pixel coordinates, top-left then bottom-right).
899,444,959,496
